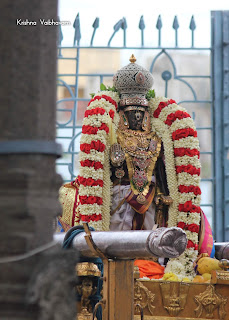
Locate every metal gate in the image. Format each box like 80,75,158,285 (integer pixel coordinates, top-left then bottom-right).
56,11,229,241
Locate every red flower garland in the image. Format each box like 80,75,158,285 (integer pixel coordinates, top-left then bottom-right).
177,221,199,233
153,99,202,263
153,99,176,118
178,201,201,213
79,195,103,205
88,94,118,110
80,140,106,154
80,213,102,222
82,123,109,135
78,176,103,187
80,159,103,170
109,109,115,119
85,107,105,118
165,110,191,126
172,128,197,141
178,185,201,195
174,148,200,158
187,240,198,250
176,164,200,175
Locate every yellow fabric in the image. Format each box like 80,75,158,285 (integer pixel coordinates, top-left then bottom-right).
108,116,117,145
59,183,77,227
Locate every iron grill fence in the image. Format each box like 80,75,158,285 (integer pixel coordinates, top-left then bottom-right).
56,11,229,241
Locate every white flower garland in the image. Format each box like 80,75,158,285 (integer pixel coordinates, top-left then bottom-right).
148,96,201,279
75,91,120,231
76,91,201,279
175,155,200,167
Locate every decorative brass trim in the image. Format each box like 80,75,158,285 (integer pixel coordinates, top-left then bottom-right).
213,270,229,281
76,277,97,315
134,316,218,320
129,54,137,63
76,262,101,277
77,311,95,320
194,285,228,319
119,97,149,107
134,280,155,315
219,259,229,270
59,184,76,227
160,282,190,316
124,105,146,112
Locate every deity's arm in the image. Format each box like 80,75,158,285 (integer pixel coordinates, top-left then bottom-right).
110,143,125,168
154,146,169,197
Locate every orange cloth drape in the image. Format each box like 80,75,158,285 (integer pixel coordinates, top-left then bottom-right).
134,260,165,279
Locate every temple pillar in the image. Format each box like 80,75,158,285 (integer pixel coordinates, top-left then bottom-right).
0,1,77,319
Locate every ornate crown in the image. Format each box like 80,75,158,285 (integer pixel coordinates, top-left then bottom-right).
113,54,154,108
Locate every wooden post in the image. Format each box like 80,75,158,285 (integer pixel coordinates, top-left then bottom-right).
102,260,134,320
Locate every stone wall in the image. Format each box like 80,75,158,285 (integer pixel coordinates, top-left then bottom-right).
0,1,77,318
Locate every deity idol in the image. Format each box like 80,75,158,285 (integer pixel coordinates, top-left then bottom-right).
58,55,214,280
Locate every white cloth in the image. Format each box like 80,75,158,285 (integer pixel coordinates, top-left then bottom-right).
110,184,156,231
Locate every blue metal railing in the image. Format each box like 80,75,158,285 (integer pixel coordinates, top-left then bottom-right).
56,12,229,239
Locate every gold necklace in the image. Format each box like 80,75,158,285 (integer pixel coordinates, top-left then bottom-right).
117,129,161,201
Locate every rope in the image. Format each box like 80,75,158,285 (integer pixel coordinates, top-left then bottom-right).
0,240,57,264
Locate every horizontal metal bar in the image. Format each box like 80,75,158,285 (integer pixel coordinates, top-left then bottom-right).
56,137,74,139
196,127,212,130
58,46,212,50
56,125,213,131
178,75,211,78
56,97,213,104
56,99,77,103
56,162,71,165
200,151,213,154
63,151,80,155
57,125,82,129
57,108,75,112
58,73,114,77
179,100,212,104
0,140,62,158
200,204,213,207
57,57,78,60
201,178,213,181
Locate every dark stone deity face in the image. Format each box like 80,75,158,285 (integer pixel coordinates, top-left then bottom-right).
125,109,144,130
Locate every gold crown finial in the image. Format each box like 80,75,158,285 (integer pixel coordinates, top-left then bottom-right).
129,54,136,63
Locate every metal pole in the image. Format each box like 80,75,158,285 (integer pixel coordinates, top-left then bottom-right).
55,227,187,259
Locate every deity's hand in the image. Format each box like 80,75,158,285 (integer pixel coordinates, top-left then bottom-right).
110,143,125,167
154,194,173,206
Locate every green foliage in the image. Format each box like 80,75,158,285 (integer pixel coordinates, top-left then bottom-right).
90,93,95,98
146,89,155,100
100,83,117,92
100,83,107,91
108,86,117,92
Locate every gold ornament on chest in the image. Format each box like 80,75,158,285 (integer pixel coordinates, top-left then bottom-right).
117,130,161,200
121,130,160,159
